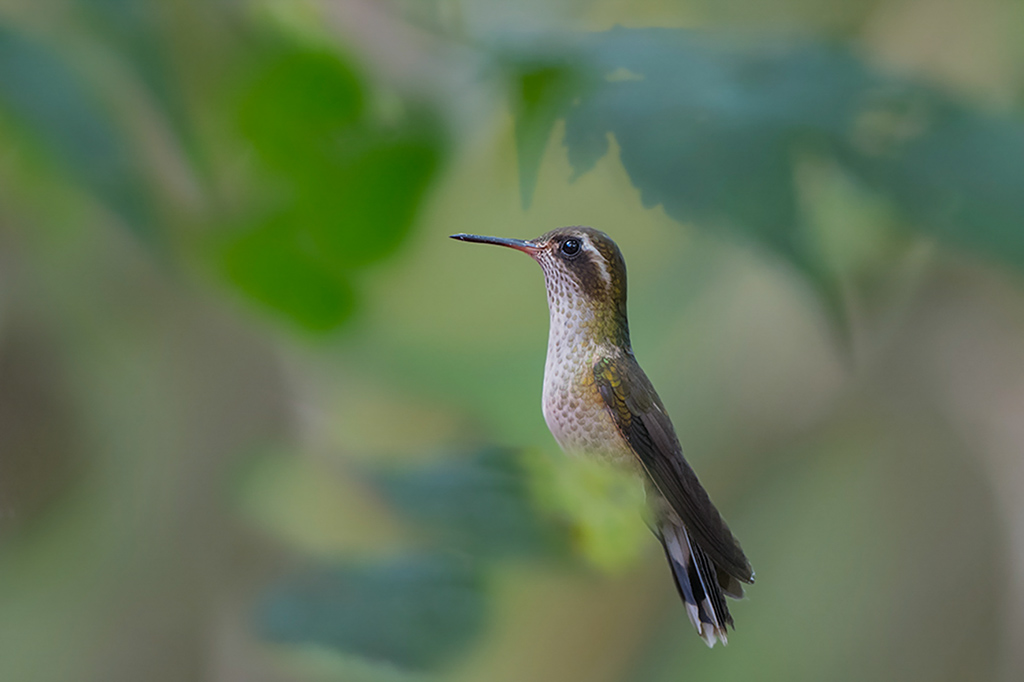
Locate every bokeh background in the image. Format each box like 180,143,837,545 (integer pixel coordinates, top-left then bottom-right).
1,0,1023,680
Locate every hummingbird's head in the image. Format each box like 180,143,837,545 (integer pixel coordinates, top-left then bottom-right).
450,226,630,346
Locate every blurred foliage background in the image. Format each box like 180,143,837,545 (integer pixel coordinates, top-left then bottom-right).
1,0,1023,680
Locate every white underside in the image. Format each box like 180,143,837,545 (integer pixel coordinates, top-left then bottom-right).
539,262,632,465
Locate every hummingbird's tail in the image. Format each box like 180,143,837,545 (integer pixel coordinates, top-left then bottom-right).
657,516,744,647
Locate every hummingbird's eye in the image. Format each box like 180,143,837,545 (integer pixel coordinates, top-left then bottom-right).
559,238,582,257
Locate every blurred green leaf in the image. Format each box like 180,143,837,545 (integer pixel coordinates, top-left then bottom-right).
236,46,365,173
510,29,850,280
511,57,587,208
510,27,1024,296
302,123,443,269
0,25,153,237
841,92,1024,267
258,555,484,670
219,217,356,332
523,449,649,571
223,42,445,331
372,447,569,559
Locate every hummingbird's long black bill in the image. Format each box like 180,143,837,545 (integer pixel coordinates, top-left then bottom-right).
449,233,539,253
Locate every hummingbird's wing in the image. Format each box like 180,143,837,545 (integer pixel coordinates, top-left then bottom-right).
593,354,754,584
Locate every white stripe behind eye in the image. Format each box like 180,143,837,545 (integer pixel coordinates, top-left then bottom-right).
583,238,612,288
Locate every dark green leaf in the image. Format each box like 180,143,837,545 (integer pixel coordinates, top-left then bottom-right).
258,555,484,670
511,58,587,208
372,447,569,559
512,30,869,280
840,92,1024,267
510,27,1024,297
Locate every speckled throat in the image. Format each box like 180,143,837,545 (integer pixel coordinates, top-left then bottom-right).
532,229,634,465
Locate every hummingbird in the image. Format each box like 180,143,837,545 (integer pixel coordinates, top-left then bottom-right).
451,226,753,646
